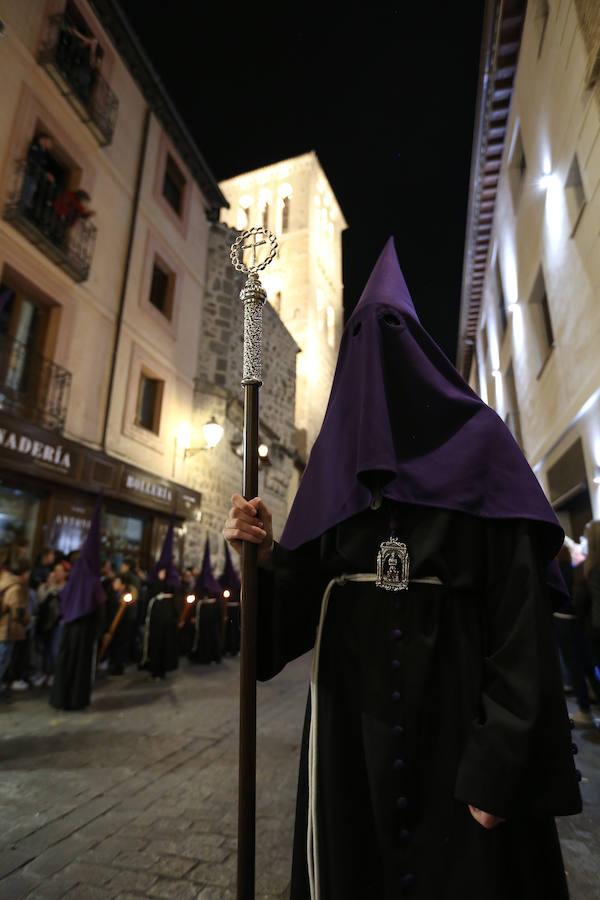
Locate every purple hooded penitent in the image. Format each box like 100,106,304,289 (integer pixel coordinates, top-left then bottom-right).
280,237,566,595
195,536,222,599
153,521,181,587
59,498,105,624
219,539,241,602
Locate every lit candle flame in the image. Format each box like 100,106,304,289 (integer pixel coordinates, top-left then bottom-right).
123,592,133,604
223,589,231,599
186,594,195,604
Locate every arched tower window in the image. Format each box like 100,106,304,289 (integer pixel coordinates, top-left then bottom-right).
281,196,291,232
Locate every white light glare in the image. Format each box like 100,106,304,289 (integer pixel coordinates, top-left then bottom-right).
203,417,224,449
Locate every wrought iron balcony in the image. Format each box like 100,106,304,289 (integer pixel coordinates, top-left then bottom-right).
3,159,97,283
0,334,72,432
38,14,119,147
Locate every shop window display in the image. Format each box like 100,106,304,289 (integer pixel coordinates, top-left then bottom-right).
0,484,42,566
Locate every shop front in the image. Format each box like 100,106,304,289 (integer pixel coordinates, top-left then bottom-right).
0,411,201,568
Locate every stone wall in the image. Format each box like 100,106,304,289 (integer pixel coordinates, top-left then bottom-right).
574,0,600,91
185,222,299,574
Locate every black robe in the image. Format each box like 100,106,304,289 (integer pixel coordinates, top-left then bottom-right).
223,600,241,656
140,592,179,678
189,597,223,664
106,595,137,674
177,600,197,656
49,612,98,711
256,502,582,900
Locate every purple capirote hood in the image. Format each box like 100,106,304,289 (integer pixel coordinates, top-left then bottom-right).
279,237,566,597
59,498,105,624
152,521,181,587
195,536,222,598
219,540,241,601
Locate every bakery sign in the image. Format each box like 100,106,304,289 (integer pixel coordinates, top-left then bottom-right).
0,425,74,472
121,468,173,508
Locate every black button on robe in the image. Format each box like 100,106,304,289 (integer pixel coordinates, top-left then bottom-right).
256,502,582,900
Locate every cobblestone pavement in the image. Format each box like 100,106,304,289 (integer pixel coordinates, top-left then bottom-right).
0,655,310,899
557,703,600,899
1,656,599,899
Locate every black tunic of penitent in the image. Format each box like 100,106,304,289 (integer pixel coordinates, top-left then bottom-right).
256,499,582,900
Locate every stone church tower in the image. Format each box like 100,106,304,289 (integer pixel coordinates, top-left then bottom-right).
219,152,347,457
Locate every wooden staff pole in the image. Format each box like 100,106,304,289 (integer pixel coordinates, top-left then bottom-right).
178,593,196,629
99,592,133,661
230,227,278,900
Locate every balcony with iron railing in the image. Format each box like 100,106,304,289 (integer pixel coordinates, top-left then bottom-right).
0,334,72,432
38,14,119,147
3,159,97,283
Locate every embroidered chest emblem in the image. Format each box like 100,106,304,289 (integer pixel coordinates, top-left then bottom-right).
376,537,410,591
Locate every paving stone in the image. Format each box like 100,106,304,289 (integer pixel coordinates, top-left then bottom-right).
148,879,199,899
112,894,143,900
150,855,197,878
24,835,95,877
188,856,237,888
195,889,235,900
109,867,158,892
111,895,149,900
0,870,40,900
0,849,35,879
24,873,80,900
61,860,118,886
88,836,147,862
63,885,112,899
147,837,228,862
113,851,161,870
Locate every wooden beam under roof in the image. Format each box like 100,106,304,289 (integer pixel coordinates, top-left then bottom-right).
456,0,526,379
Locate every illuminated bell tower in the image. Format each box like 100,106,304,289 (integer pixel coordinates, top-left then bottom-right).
219,151,347,456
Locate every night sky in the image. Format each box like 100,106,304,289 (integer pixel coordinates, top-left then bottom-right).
118,2,485,361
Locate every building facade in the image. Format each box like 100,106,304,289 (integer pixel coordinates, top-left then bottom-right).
219,152,347,456
457,0,600,544
0,0,227,567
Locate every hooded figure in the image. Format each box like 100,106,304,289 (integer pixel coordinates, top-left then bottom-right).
220,539,241,656
189,536,223,665
50,498,105,710
253,239,582,900
140,522,179,680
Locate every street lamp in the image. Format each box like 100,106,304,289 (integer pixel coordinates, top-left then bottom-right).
203,416,225,449
183,416,225,459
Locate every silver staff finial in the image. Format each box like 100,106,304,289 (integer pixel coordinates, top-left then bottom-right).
230,226,278,274
230,227,278,386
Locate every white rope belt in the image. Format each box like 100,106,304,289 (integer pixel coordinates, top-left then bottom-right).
307,572,443,900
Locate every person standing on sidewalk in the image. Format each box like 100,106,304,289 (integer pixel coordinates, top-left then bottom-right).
583,520,600,676
0,560,32,695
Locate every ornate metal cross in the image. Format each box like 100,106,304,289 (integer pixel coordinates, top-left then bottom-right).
231,225,277,276
241,232,266,269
